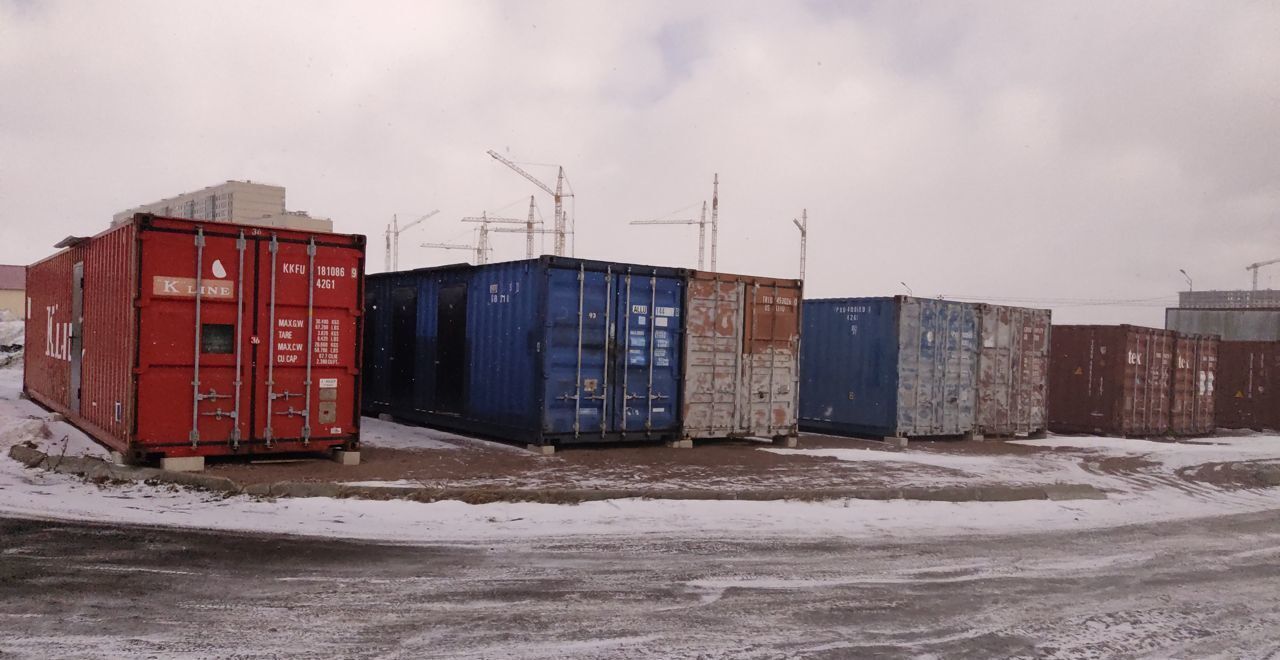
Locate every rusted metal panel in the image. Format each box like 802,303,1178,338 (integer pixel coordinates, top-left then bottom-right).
680,271,800,440
24,214,365,462
1048,325,1174,436
1214,341,1280,430
975,304,1050,437
1169,334,1218,436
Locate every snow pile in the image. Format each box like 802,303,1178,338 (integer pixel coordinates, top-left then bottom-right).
1012,435,1280,471
760,446,1097,487
0,309,23,348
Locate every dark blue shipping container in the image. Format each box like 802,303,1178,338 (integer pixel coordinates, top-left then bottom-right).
363,256,685,445
799,296,978,439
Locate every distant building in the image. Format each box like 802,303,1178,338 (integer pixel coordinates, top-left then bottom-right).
1167,288,1280,341
0,265,25,320
112,180,333,233
1177,289,1280,310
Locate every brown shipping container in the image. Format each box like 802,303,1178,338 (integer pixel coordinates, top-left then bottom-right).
681,271,801,440
24,214,366,464
1169,334,1218,436
1215,341,1280,430
975,304,1050,437
1048,325,1174,436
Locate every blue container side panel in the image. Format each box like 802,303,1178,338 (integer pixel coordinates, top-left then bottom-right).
799,298,900,437
463,261,543,433
361,276,389,410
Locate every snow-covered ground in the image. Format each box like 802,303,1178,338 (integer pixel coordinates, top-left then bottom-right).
4,364,1280,545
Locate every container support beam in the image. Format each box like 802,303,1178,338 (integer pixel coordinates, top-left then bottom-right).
189,227,205,447
622,272,632,435
264,235,279,446
573,265,585,436
230,231,246,448
600,267,612,436
301,238,316,444
646,275,657,433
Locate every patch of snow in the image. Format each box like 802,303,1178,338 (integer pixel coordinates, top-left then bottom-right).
342,479,428,488
358,416,460,451
1013,435,1280,471
0,317,24,346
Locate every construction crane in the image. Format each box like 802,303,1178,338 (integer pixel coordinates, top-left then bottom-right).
710,173,720,271
487,150,572,256
461,203,544,263
1247,257,1280,290
385,210,439,271
630,201,709,269
792,209,808,281
422,236,486,265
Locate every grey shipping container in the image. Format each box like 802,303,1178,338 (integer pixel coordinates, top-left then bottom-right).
681,271,801,441
1049,325,1174,436
800,296,978,440
1165,308,1280,341
974,304,1051,438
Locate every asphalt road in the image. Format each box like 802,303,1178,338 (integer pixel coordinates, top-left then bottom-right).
2,512,1280,659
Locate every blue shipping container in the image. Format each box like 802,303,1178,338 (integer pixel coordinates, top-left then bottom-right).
363,256,685,445
799,296,978,439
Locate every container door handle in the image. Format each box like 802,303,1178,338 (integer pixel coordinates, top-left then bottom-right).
189,227,205,448
264,235,279,446
230,231,246,449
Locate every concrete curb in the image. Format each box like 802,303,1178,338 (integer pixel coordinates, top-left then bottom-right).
6,444,1108,504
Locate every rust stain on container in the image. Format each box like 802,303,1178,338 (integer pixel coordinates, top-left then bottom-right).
681,271,801,440
1048,325,1174,436
1215,341,1280,431
975,304,1050,437
1169,334,1218,436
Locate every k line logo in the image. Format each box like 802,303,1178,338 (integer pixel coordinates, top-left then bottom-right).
152,276,234,300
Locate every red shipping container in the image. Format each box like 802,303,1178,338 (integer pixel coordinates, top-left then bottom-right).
24,215,366,464
1215,341,1280,431
1169,334,1218,436
1048,325,1174,436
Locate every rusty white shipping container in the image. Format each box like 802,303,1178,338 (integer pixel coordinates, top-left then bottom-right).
680,271,801,441
1048,325,1174,436
974,304,1051,438
24,214,366,464
1169,334,1218,436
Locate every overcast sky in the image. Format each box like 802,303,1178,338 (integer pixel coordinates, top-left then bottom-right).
2,0,1277,324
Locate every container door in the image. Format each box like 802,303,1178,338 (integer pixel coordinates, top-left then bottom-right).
390,285,418,411
434,283,467,415
544,265,612,437
897,300,976,436
136,227,251,449
251,234,363,447
69,261,84,414
682,277,744,438
613,271,681,436
742,281,800,438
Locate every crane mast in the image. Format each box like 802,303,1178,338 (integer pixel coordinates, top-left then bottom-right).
792,209,808,281
710,173,719,271
487,150,572,257
385,209,439,271
629,202,708,269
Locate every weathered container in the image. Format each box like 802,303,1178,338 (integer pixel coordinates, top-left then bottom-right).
799,297,978,439
974,304,1051,438
24,214,366,464
1166,308,1280,341
1214,341,1280,431
363,256,685,446
680,271,801,441
1048,325,1174,436
1169,334,1218,436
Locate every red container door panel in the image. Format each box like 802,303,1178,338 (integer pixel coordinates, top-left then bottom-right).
252,236,362,446
135,227,251,449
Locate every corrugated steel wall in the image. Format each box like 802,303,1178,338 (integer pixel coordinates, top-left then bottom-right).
24,243,86,415
1166,308,1280,341
363,257,685,444
1049,325,1174,436
1169,334,1218,435
895,298,977,437
80,223,138,444
800,297,977,439
975,304,1050,437
681,272,800,440
1215,341,1280,430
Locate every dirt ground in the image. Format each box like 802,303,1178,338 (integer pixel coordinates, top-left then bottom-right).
201,417,1272,493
